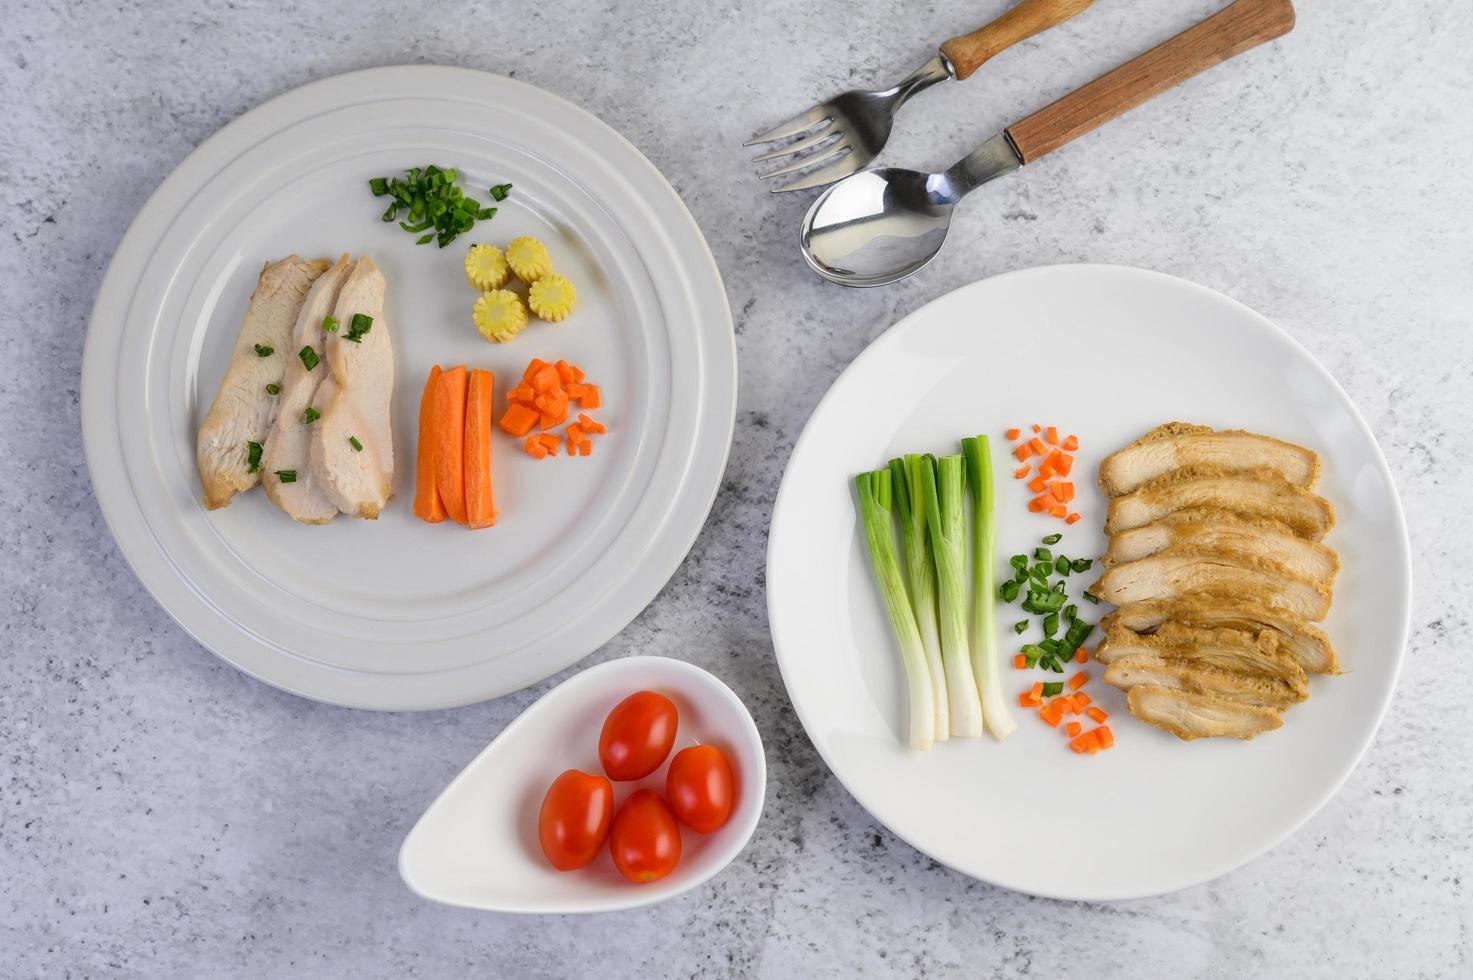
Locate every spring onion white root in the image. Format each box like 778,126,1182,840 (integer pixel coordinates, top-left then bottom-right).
963,436,1017,741
890,457,950,742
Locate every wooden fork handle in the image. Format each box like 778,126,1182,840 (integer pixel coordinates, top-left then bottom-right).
941,0,1094,81
1005,0,1295,163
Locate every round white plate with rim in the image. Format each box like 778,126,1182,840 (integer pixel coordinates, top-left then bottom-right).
767,264,1411,901
81,66,735,710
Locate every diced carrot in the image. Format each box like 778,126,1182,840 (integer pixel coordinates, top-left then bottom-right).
413,365,448,524
580,385,601,409
566,425,584,454
578,441,591,456
1063,434,1079,451
508,383,536,404
522,358,549,380
463,369,496,529
570,365,585,383
1027,475,1049,494
1005,428,1021,441
1013,443,1033,462
1028,437,1046,455
499,403,539,437
540,404,568,430
1043,450,1072,477
1069,671,1088,691
1013,464,1030,479
1029,682,1044,700
528,363,560,393
564,382,588,399
1095,726,1115,749
1051,481,1075,503
1068,730,1097,753
1048,504,1067,519
1073,692,1092,709
1065,721,1082,738
1019,691,1037,708
1086,707,1108,724
1031,424,1041,434
1065,512,1082,525
538,433,560,450
432,366,469,525
1013,654,1027,670
555,359,576,384
577,413,605,434
1075,647,1088,664
1045,426,1060,446
1040,699,1065,727
1027,496,1047,513
524,435,548,459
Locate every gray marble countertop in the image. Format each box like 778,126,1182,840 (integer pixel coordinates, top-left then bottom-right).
4,0,1471,976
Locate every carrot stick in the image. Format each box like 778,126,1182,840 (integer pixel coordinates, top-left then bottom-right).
463,369,495,529
432,365,468,525
413,365,448,523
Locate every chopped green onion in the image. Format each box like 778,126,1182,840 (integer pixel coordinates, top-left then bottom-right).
370,167,507,247
1013,620,1028,635
1010,554,1028,572
1071,558,1093,573
1031,561,1052,579
1052,579,1067,594
1055,555,1071,575
253,343,273,357
246,441,262,474
298,346,319,371
349,436,363,452
1043,612,1060,638
1035,547,1053,563
322,315,339,333
1042,682,1064,698
1042,533,1062,545
303,407,320,424
345,313,373,343
490,183,512,201
368,177,389,196
1020,644,1045,658
999,578,1020,603
1063,603,1078,623
265,383,280,396
274,470,297,483
1083,590,1100,605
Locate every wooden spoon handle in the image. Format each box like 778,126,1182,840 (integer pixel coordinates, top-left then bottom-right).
941,0,1094,81
1005,0,1295,163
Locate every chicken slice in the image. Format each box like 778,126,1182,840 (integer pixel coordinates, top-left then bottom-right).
1094,624,1308,693
1101,595,1338,674
1090,546,1332,621
1105,466,1335,540
261,254,354,524
1105,507,1339,587
1099,422,1320,496
1127,686,1283,741
196,256,329,509
310,256,393,518
1103,653,1304,709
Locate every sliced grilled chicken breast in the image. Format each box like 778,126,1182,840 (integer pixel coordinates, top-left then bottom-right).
1105,508,1339,587
1099,422,1320,496
261,254,354,524
1094,624,1308,692
196,256,328,509
1103,654,1304,708
310,257,393,518
1101,595,1338,674
1127,686,1283,741
1105,466,1335,540
1090,546,1332,621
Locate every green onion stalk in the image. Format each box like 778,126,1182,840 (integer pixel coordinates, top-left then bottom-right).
963,436,1017,741
919,454,984,738
854,469,936,751
889,457,950,742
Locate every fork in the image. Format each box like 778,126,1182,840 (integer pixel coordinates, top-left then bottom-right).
747,0,1093,192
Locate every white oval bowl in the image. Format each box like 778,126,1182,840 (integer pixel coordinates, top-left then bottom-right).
398,656,765,913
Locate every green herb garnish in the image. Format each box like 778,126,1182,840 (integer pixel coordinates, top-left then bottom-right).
490,183,512,201
303,407,320,424
274,470,297,483
1013,620,1029,634
246,441,263,473
253,344,273,357
369,165,506,248
265,383,280,396
298,346,319,371
322,315,339,333
345,313,373,343
348,436,363,452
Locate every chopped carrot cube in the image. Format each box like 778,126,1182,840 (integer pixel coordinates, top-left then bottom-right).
1028,496,1048,513
1063,434,1079,451
578,440,591,456
1051,481,1075,503
1013,443,1033,461
1013,654,1027,670
580,385,601,409
524,436,548,460
1086,707,1108,724
1013,464,1030,479
1075,647,1088,664
555,359,576,384
1069,672,1088,691
1005,427,1021,441
1028,437,1046,455
522,358,549,380
1037,461,1056,479
1043,449,1072,477
1048,504,1067,518
529,364,560,392
1065,512,1082,525
577,413,605,434
1039,700,1065,727
1027,475,1049,494
1045,426,1060,446
1029,682,1044,700
1019,692,1036,708
1066,721,1082,738
1031,424,1041,434
1073,692,1092,709
1068,730,1097,753
499,403,540,436
1095,726,1115,749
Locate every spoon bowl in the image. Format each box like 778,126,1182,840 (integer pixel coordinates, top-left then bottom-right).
398,656,766,914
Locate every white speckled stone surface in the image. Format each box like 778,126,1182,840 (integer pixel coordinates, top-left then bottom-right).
4,0,1471,975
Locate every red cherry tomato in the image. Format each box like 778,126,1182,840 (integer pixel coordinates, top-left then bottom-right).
598,690,678,781
665,744,735,833
608,789,682,883
538,769,614,871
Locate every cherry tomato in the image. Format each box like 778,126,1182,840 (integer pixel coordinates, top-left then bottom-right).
665,744,735,833
538,769,614,871
598,690,678,781
608,789,682,883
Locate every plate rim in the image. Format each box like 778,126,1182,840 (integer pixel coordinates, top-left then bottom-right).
765,262,1413,900
81,65,736,710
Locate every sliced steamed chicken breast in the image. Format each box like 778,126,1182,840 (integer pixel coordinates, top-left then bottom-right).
1089,546,1332,621
1102,654,1304,709
1126,686,1283,741
1093,624,1308,693
310,257,394,518
1098,422,1320,496
1101,595,1338,674
1105,466,1335,540
1104,508,1339,587
196,256,328,509
262,254,354,524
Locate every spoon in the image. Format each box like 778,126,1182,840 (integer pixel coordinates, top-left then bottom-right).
398,656,766,914
800,0,1296,286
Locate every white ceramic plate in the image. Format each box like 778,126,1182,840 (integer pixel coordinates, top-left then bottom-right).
399,656,765,913
767,265,1411,901
81,67,735,709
